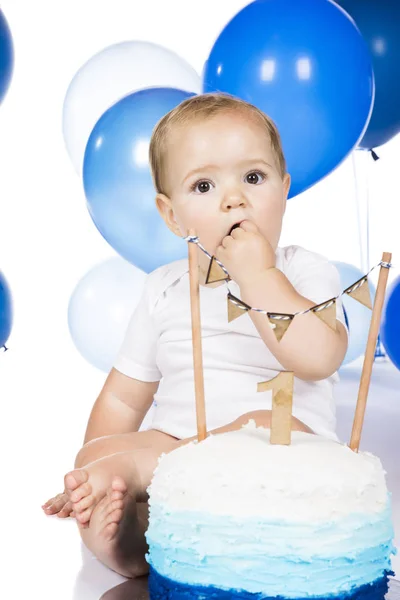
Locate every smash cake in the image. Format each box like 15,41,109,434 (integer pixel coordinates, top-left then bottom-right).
145,422,396,599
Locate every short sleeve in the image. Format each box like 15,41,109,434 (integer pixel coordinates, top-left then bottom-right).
284,246,349,336
113,275,162,382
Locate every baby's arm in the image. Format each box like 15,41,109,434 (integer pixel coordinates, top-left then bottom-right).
83,367,159,443
240,268,348,381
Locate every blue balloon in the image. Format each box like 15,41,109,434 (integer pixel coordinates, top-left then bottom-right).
0,270,13,347
83,87,195,273
203,0,374,198
333,261,376,366
338,0,400,149
0,10,14,104
380,275,400,371
68,257,147,373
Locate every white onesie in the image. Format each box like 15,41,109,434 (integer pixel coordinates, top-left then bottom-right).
114,244,348,442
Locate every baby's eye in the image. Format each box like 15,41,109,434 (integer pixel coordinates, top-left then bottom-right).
245,171,265,184
190,180,214,194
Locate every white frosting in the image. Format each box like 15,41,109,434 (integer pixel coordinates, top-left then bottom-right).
148,421,388,522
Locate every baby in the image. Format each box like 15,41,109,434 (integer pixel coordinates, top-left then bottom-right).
42,92,348,578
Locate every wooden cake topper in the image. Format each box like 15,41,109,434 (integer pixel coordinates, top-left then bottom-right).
185,229,388,341
227,292,251,322
258,372,294,445
349,252,392,452
344,276,372,310
311,298,337,330
205,256,230,284
185,232,392,452
267,313,294,342
187,228,207,442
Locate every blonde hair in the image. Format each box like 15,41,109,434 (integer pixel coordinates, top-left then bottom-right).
149,92,287,196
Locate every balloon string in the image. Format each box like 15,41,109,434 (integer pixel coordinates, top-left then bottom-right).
364,151,371,272
351,152,365,272
352,150,372,273
365,150,386,360
1,345,8,352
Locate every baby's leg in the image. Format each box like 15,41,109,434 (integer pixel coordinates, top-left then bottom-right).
64,430,178,525
43,429,177,518
68,435,178,578
74,428,178,469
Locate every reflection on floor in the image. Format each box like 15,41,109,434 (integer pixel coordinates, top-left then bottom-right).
37,359,400,600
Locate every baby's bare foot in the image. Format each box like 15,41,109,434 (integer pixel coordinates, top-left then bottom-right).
64,452,137,526
88,476,148,578
98,476,128,542
64,468,100,527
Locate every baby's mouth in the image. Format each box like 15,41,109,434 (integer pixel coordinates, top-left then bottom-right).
218,221,246,247
227,221,243,236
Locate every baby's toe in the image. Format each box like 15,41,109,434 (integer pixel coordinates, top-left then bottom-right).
72,494,95,514
110,489,124,502
43,493,67,515
102,498,124,521
64,469,89,494
69,481,92,504
75,505,94,525
111,475,128,494
57,501,73,518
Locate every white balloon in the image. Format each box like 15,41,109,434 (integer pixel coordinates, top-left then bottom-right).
68,256,147,372
62,41,201,174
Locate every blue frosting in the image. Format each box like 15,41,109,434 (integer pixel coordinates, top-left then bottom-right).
148,568,393,600
146,500,395,598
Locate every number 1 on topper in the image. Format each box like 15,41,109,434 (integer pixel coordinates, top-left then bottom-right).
257,371,294,445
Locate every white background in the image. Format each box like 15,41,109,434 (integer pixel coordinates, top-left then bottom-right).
0,1,399,598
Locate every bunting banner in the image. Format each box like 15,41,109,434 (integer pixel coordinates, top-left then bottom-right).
207,256,231,284
184,234,392,343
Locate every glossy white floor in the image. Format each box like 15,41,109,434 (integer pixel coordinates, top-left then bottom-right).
1,350,399,600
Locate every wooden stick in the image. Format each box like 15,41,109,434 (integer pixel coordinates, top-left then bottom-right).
349,252,392,452
187,228,207,442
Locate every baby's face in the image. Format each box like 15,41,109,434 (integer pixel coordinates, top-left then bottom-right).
157,111,290,265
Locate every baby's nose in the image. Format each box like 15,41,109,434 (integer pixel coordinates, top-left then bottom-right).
222,191,247,210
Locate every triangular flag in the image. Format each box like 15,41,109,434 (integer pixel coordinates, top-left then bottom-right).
344,276,372,309
311,298,337,330
205,256,230,284
267,313,294,342
227,292,251,322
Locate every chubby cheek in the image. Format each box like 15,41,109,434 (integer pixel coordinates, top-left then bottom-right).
174,206,219,250
258,208,284,249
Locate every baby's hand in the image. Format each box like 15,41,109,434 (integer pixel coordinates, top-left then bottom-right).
216,220,275,287
42,491,74,518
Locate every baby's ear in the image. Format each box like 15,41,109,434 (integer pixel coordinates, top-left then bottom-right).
155,193,181,237
283,173,291,199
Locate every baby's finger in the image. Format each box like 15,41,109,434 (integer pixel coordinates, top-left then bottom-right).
230,227,246,239
221,235,234,249
239,220,259,233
